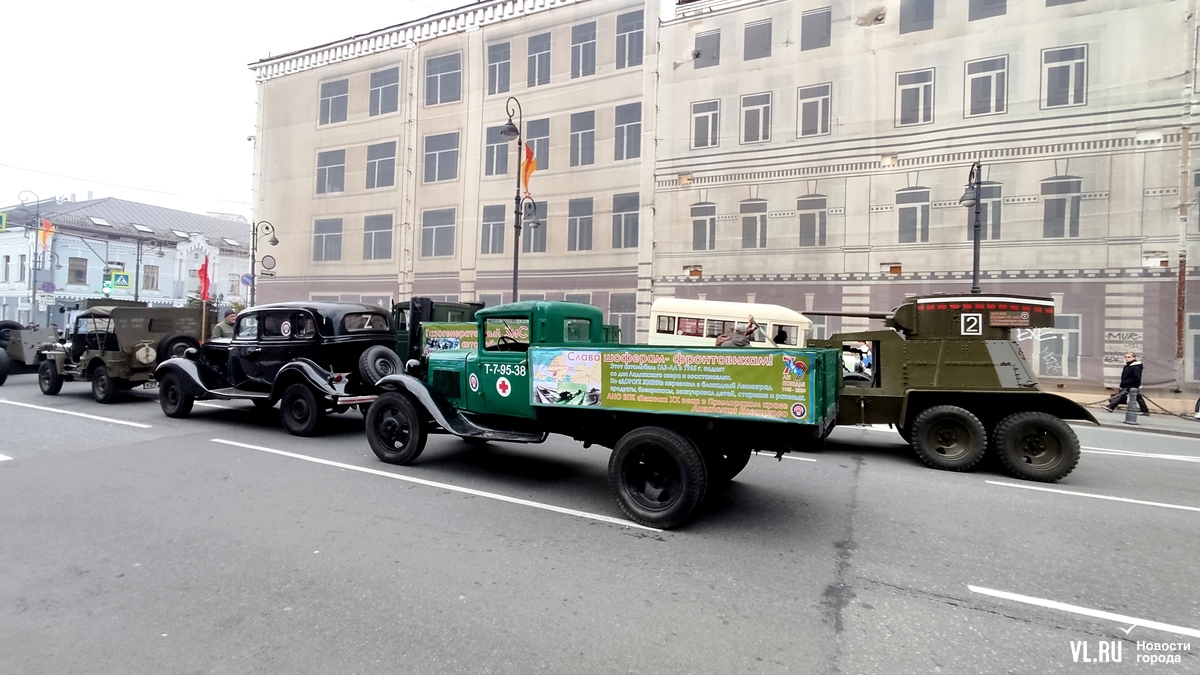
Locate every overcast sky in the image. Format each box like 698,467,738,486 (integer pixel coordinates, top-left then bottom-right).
1,0,470,220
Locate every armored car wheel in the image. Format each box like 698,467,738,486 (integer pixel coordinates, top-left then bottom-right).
358,345,403,384
993,412,1080,483
0,320,21,349
158,372,194,418
366,392,427,465
38,360,63,396
910,405,987,471
280,383,323,436
0,350,9,386
91,364,119,404
609,427,707,529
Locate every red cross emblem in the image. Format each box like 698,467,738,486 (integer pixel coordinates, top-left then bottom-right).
496,377,511,397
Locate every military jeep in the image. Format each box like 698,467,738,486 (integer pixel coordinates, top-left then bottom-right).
38,306,209,403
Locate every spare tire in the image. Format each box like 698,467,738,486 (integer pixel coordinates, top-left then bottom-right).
156,333,201,362
359,345,403,384
0,320,22,349
0,349,9,386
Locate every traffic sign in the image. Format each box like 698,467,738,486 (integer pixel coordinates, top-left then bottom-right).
260,255,277,270
240,273,254,287
40,281,55,293
111,272,131,288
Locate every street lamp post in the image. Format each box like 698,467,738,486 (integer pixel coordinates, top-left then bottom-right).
18,191,43,324
249,220,278,306
499,97,525,300
958,161,984,294
133,237,163,302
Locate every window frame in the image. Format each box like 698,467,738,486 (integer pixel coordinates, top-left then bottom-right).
800,8,831,51
366,142,397,190
485,126,510,177
740,199,768,249
965,56,1008,118
316,149,346,195
797,195,828,247
481,204,506,255
423,132,460,184
798,83,832,137
528,33,551,87
569,110,596,167
425,53,463,107
567,198,593,251
740,92,772,144
420,208,457,258
313,218,343,262
1041,176,1082,238
319,79,348,125
1042,45,1088,109
896,187,931,243
616,11,644,69
612,193,639,249
363,213,394,261
692,203,717,251
896,68,935,127
571,22,597,79
614,102,641,161
694,30,720,69
369,67,400,117
744,20,771,60
487,42,511,96
691,99,720,149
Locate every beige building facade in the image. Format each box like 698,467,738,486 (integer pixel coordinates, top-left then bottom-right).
251,0,1200,391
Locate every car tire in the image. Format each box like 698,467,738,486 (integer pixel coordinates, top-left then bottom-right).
0,350,9,386
366,392,427,464
156,333,201,362
0,320,21,349
910,405,987,471
38,360,63,396
358,345,403,384
280,383,323,436
992,412,1081,483
91,364,119,404
609,427,707,529
158,372,194,418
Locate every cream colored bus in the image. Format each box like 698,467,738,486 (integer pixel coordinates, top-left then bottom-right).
648,297,813,348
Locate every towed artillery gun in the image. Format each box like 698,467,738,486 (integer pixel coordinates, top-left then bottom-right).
807,293,1096,482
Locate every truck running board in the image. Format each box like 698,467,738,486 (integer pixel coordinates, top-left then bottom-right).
446,411,548,444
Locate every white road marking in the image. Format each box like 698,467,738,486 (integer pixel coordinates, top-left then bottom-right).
0,399,152,428
209,438,662,532
754,453,817,463
0,454,12,462
1082,446,1200,463
987,481,1200,514
195,402,235,410
968,585,1200,639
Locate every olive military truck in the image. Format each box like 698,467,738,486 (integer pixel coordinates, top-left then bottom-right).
364,300,842,529
38,306,209,403
808,293,1097,482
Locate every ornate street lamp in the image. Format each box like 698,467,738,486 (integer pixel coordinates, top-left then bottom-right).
500,97,527,300
958,161,983,294
249,220,278,306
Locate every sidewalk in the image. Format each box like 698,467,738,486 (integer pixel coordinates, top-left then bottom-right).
1058,391,1200,439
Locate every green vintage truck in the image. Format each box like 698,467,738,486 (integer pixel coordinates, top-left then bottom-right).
364,300,840,529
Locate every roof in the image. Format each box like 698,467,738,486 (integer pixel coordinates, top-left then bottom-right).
249,301,389,316
0,197,250,253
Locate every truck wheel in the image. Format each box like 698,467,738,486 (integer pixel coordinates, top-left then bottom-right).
280,383,323,436
157,333,200,361
158,372,194,418
38,360,63,396
0,350,9,386
359,345,403,384
704,447,752,484
910,405,987,471
91,364,120,404
993,412,1081,482
366,392,427,464
609,427,707,529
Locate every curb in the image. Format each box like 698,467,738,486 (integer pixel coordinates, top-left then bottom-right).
1070,416,1200,440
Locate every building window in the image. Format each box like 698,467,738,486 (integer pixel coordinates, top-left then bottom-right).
896,68,934,127
1035,314,1081,378
369,68,399,116
228,274,240,296
1042,176,1082,238
899,0,935,34
567,198,593,251
616,11,644,69
798,84,832,137
425,53,462,106
527,119,550,170
609,293,636,343
612,193,639,249
969,0,1006,20
363,214,393,260
571,22,596,79
797,195,828,247
319,79,348,125
1042,45,1087,108
896,187,930,243
570,111,595,167
421,208,456,258
740,199,768,249
485,126,509,176
691,100,720,149
966,56,1007,117
801,9,831,51
488,42,510,95
694,30,720,69
966,182,1002,240
142,264,159,291
565,293,591,305
692,203,717,250
2,255,8,282
741,92,772,144
313,219,343,262
482,204,506,255
423,132,459,183
18,254,25,282
522,201,548,253
316,150,345,194
528,33,551,87
366,142,396,189
614,103,641,161
745,20,771,60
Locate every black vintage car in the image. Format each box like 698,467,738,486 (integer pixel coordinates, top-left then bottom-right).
155,302,402,435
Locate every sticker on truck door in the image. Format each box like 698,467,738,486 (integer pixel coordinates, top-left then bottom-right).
496,376,512,397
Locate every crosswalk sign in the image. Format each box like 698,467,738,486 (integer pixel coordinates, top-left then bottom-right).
0,212,7,232
111,272,131,288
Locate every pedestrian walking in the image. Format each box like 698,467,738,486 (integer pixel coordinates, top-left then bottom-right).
1104,352,1148,414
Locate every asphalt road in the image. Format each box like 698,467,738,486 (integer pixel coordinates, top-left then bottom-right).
1,373,1197,674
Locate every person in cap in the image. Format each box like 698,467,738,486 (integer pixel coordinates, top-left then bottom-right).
212,310,237,339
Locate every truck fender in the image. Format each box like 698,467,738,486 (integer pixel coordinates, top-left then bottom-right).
273,359,339,400
375,373,461,433
154,359,211,397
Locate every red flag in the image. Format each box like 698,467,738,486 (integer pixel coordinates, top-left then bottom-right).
198,256,211,301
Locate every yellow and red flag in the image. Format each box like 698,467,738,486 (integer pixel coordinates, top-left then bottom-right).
38,218,55,250
198,256,211,301
521,144,536,197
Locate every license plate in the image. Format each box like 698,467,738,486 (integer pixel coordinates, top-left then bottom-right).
143,381,159,389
